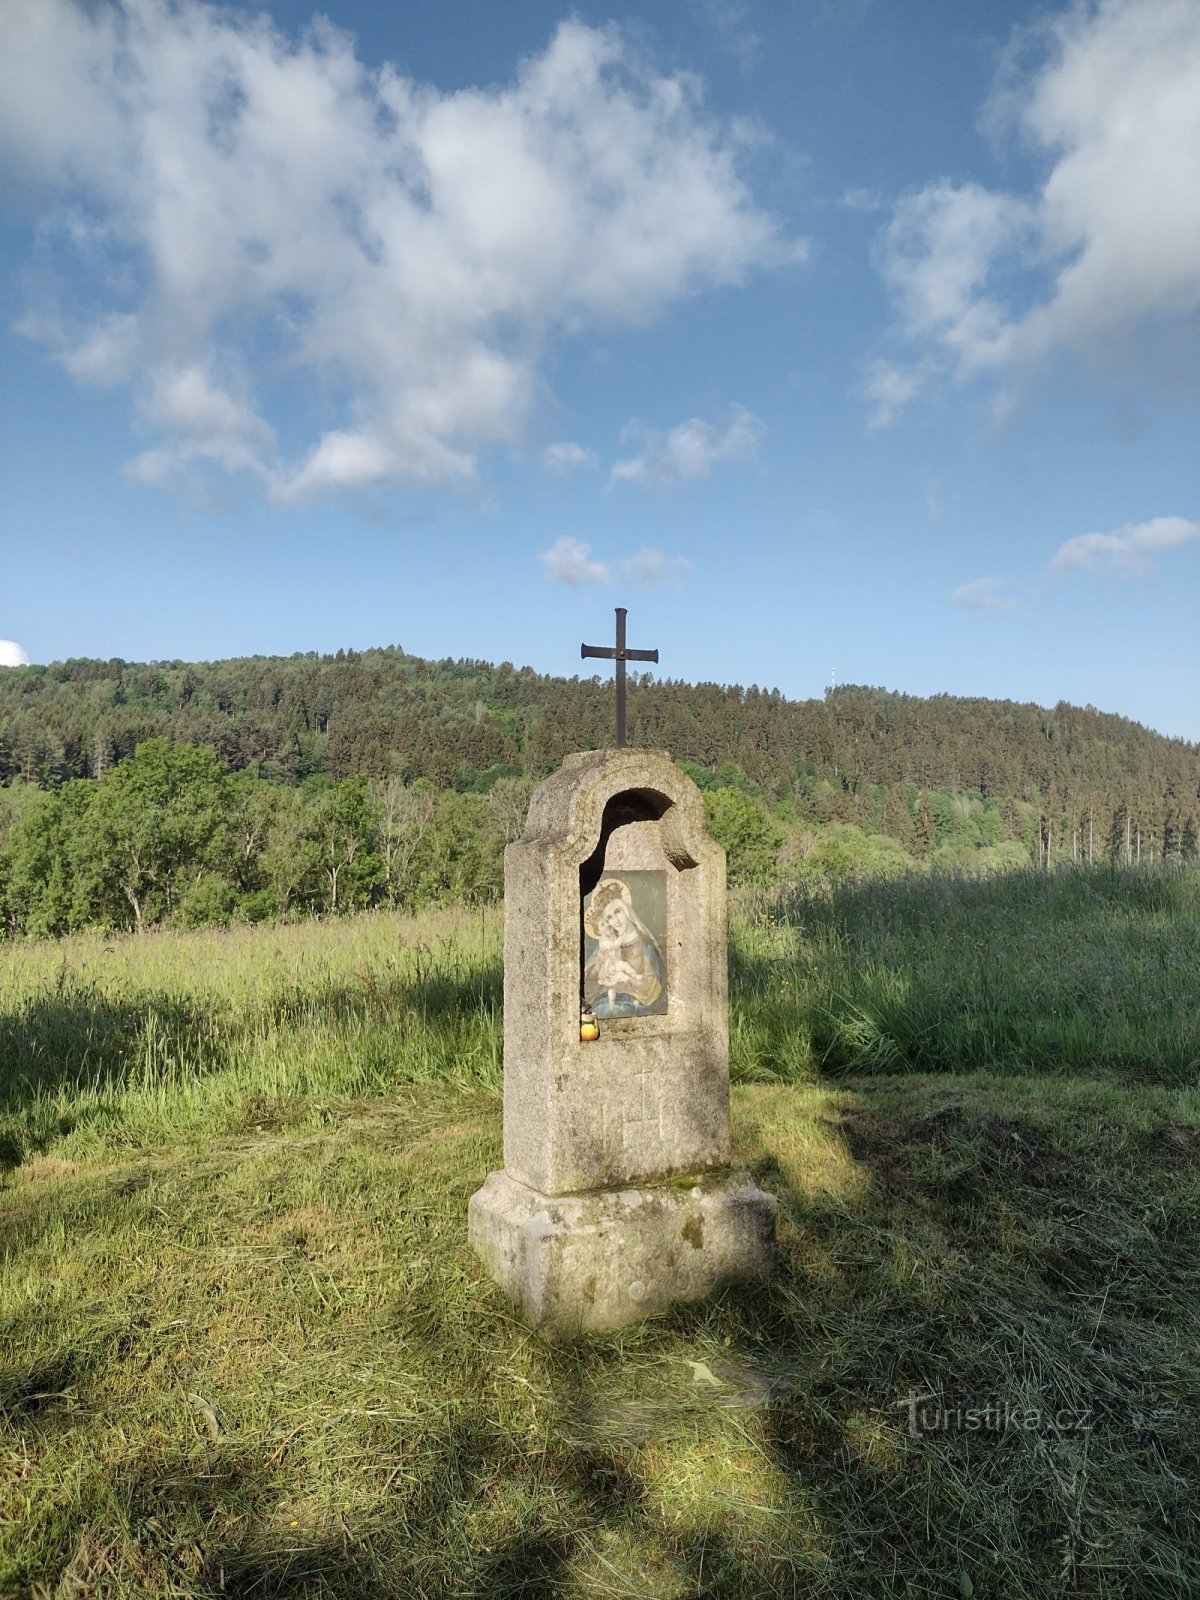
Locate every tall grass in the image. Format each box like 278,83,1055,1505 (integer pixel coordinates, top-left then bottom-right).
0,907,502,1168
732,865,1200,1085
4,865,1200,1173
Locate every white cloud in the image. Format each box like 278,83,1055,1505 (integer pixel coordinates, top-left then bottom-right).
878,182,1033,355
1051,515,1200,576
125,361,278,487
689,0,762,68
610,405,762,486
873,0,1200,418
539,536,611,587
624,547,693,591
950,576,1016,612
0,640,31,667
59,313,141,386
538,538,692,589
0,1,797,500
541,441,599,475
863,359,927,431
839,187,886,214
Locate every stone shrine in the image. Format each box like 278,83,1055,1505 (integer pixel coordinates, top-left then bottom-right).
468,747,776,1337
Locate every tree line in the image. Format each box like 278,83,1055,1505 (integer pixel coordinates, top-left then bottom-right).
0,647,1197,937
0,738,533,938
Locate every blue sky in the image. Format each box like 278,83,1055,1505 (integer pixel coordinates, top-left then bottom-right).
2,0,1198,739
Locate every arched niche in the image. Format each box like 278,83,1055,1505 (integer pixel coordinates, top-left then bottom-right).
577,786,702,1028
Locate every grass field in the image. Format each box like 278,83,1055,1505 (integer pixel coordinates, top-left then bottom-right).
2,869,1199,1597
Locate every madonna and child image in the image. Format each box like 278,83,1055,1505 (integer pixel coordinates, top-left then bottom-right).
582,872,668,1019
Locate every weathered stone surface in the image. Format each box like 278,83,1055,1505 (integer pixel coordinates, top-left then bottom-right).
468,1168,777,1338
502,749,729,1196
469,747,776,1337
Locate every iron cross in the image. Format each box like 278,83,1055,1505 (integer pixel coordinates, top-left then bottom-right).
581,607,659,748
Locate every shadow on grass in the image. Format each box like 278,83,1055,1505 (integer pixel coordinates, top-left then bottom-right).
5,1152,870,1596
0,1351,89,1424
0,959,504,1171
3,969,1197,1588
0,989,212,1099
256,955,503,1035
10,1085,1199,1598
368,1095,1193,1598
0,991,213,1173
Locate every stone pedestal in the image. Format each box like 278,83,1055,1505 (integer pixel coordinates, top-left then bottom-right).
468,748,775,1338
470,1169,775,1337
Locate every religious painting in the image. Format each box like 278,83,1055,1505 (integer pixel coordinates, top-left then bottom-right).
582,871,668,1018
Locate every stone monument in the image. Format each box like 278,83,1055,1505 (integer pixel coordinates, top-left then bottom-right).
468,615,775,1336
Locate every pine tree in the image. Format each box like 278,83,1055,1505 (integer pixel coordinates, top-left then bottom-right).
913,792,934,859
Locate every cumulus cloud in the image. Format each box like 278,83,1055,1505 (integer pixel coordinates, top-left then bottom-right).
537,538,692,589
872,0,1200,418
950,576,1016,612
1051,515,1200,576
0,2,798,501
541,442,599,475
863,359,928,431
624,547,693,591
539,536,611,587
0,640,32,667
610,405,761,486
878,182,1033,357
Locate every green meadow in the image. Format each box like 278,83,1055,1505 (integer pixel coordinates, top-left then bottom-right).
2,868,1199,1597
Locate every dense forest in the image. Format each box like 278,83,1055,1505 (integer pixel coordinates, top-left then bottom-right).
0,646,1196,936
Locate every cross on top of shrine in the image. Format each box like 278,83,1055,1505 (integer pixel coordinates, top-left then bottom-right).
581,607,659,748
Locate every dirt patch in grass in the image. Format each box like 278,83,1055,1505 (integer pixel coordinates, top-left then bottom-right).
260,1205,343,1250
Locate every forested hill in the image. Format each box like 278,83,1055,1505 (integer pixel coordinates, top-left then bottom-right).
2,646,1197,857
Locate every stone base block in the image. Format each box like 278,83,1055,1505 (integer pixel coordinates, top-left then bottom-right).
468,1168,777,1338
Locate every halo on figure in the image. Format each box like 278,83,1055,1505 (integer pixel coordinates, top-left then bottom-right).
584,877,633,939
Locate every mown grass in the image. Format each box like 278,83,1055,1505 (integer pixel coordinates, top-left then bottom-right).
2,867,1199,1597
